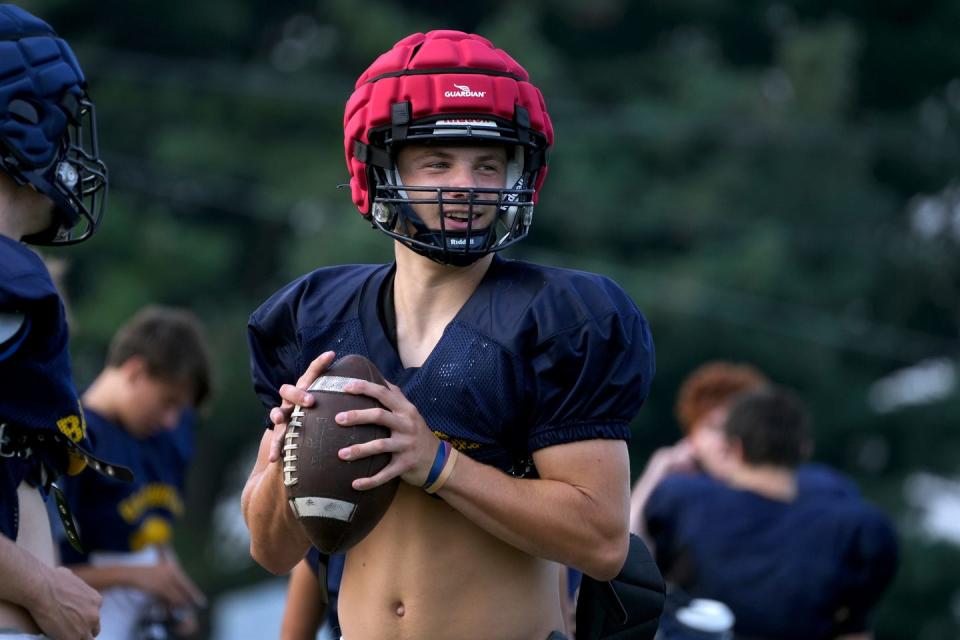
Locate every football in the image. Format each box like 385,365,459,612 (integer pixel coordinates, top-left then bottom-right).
283,354,399,554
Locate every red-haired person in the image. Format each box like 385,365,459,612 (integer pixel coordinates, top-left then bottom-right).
629,362,768,539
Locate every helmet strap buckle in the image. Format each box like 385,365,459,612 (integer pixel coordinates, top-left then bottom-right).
391,102,411,144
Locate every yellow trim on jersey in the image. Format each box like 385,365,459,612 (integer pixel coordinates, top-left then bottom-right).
129,516,173,550
118,483,184,524
432,430,481,451
58,401,88,475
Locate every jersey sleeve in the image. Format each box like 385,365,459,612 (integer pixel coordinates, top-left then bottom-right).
247,287,303,428
643,478,682,572
834,505,899,633
0,242,56,361
0,311,29,361
526,281,654,451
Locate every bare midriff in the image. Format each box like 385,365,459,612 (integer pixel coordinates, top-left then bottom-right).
0,482,55,633
338,484,565,640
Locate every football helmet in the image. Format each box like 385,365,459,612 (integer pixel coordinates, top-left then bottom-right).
344,30,553,265
0,4,106,245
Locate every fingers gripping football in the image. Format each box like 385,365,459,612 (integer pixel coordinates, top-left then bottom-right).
336,379,441,490
282,354,402,554
268,351,337,463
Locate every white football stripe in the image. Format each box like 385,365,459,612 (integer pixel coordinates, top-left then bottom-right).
307,375,365,393
289,496,357,522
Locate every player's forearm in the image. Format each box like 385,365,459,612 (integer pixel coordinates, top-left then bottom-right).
0,534,48,611
280,610,325,640
628,463,667,541
280,560,326,640
437,455,629,580
628,480,653,539
242,459,310,574
67,564,144,591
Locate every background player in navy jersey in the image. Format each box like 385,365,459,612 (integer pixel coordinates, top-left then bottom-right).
242,30,655,640
629,361,770,540
0,4,109,639
644,387,898,640
58,307,211,640
629,361,859,540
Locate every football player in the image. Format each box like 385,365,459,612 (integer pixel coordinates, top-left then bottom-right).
0,4,111,639
57,307,211,640
628,361,770,540
242,30,656,640
628,361,861,541
644,387,898,639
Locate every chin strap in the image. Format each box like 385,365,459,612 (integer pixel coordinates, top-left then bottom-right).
377,198,494,266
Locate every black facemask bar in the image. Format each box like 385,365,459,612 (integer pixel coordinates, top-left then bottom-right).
372,182,535,266
355,104,548,266
19,97,107,246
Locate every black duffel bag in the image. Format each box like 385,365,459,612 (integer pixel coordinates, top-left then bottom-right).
575,533,665,639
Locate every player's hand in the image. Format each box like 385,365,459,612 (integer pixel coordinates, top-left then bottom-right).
335,380,440,489
132,562,206,609
31,565,102,640
268,351,337,463
172,605,200,637
647,440,696,477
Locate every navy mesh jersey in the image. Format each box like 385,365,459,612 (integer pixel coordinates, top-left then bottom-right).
645,472,899,639
0,235,81,433
0,235,83,539
248,256,655,472
59,408,195,563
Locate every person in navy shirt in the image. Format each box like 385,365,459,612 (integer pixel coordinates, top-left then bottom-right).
58,307,212,640
644,387,899,640
629,361,858,541
241,30,656,640
0,4,109,638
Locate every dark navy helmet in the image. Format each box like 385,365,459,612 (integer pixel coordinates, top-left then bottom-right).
0,4,106,245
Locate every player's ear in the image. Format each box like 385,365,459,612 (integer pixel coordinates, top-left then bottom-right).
726,436,744,463
119,355,148,382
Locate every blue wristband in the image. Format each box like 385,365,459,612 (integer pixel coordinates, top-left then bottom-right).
423,440,450,488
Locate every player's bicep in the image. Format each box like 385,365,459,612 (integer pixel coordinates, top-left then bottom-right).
533,439,631,517
0,311,28,361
